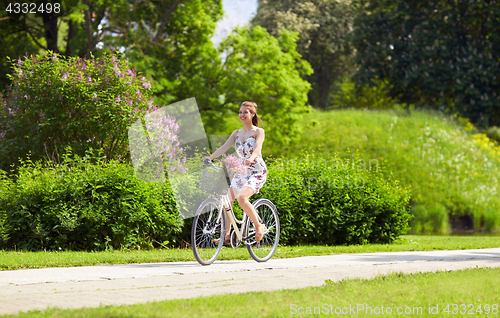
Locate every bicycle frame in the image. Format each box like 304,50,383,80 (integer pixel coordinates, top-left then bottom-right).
218,193,255,244
200,159,258,245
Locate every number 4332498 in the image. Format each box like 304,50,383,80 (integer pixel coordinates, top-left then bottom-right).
6,3,61,14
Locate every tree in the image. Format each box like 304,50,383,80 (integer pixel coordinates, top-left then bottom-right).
0,8,39,91
0,0,229,149
216,26,313,149
352,0,500,127
0,0,131,91
1,1,313,156
251,0,356,109
0,0,112,58
99,0,225,127
0,1,221,88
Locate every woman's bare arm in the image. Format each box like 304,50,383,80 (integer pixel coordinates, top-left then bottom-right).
209,130,237,160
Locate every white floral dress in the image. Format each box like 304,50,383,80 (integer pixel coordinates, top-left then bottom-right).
230,132,267,194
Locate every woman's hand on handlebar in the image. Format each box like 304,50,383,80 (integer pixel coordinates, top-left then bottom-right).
202,156,212,165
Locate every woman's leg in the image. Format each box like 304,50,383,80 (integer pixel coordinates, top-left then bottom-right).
237,186,265,241
223,187,238,239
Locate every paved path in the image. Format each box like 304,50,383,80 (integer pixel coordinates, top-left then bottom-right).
1,248,499,315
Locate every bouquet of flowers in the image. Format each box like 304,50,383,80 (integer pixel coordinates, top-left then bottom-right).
220,154,246,177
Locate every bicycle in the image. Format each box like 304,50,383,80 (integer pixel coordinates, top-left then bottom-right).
191,158,280,266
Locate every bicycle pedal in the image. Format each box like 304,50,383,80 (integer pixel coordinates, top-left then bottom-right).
244,239,257,246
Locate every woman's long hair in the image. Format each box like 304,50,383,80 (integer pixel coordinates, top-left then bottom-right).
241,101,261,127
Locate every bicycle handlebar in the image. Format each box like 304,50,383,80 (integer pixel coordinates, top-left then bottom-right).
201,158,222,170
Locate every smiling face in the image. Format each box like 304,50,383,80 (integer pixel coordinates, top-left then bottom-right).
239,106,253,123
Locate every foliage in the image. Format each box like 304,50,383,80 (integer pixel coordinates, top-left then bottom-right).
253,151,412,245
0,52,155,170
1,1,313,155
0,13,39,92
410,204,449,234
0,0,226,129
0,0,201,59
0,170,11,243
276,108,500,233
351,0,500,127
330,77,399,109
106,0,224,107
484,209,500,233
252,0,356,109
485,126,500,145
1,0,87,56
0,146,411,249
0,148,183,251
217,26,313,149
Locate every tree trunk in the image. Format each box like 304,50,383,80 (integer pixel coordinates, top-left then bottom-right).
42,13,58,53
318,52,338,109
318,76,332,109
152,0,183,44
65,20,75,57
83,0,93,57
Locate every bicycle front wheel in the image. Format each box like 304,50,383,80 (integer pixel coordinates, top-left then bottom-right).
192,197,225,265
246,198,280,262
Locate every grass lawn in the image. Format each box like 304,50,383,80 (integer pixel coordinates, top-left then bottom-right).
1,235,499,270
3,267,499,317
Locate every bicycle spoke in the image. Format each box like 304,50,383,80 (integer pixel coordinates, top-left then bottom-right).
247,198,280,262
192,198,225,265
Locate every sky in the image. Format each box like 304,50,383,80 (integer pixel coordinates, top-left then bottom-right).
211,0,259,47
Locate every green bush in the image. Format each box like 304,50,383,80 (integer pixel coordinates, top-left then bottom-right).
409,205,428,233
0,149,183,251
0,170,11,243
329,77,398,110
427,204,450,233
485,126,500,145
254,151,412,245
411,204,450,234
0,147,412,249
484,209,500,233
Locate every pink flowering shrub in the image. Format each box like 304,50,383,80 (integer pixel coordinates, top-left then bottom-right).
156,114,188,174
0,51,155,169
130,111,188,178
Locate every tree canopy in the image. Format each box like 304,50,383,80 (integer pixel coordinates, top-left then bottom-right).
0,0,314,164
252,0,355,109
352,0,500,127
216,26,313,148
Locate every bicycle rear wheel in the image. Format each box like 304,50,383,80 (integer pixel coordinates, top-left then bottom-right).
192,198,225,265
246,198,280,262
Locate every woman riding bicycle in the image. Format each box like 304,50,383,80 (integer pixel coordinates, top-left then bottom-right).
207,101,268,243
